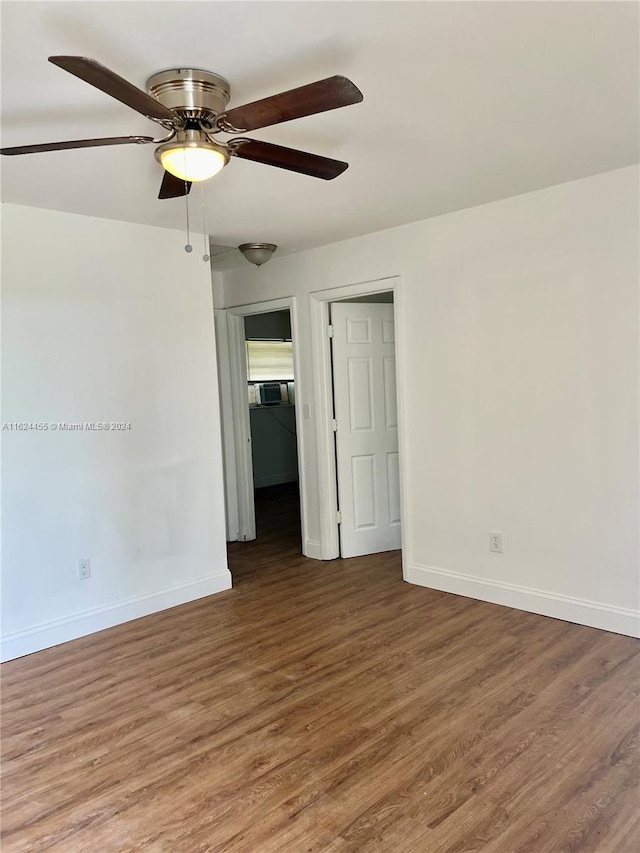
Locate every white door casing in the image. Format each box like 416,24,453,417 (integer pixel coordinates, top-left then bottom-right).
221,297,307,547
332,302,402,557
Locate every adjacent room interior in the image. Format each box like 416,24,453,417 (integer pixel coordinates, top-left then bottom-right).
244,308,301,548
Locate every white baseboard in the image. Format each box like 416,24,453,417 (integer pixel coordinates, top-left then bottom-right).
405,562,640,638
304,539,323,560
1,570,233,662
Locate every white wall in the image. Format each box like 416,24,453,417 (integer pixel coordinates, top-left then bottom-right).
1,204,231,660
220,166,639,636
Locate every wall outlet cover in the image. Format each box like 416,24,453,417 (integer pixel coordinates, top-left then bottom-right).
489,532,503,554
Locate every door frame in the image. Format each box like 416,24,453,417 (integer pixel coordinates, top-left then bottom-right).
221,297,307,545
309,276,408,561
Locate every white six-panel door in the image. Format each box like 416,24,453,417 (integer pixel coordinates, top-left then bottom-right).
331,302,401,558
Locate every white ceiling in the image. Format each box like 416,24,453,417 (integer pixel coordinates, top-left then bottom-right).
1,1,638,266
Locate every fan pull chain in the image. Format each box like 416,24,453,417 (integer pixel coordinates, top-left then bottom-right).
184,183,192,253
200,183,210,262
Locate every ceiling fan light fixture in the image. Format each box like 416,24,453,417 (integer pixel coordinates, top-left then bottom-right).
2,56,363,201
239,243,278,267
155,136,229,182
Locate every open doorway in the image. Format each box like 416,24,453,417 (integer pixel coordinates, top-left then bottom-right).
309,276,406,562
216,296,307,553
245,310,301,547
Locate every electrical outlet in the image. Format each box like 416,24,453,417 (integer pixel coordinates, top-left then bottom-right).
489,532,503,554
78,558,91,579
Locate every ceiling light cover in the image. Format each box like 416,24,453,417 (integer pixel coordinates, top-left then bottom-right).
155,138,229,182
239,243,278,267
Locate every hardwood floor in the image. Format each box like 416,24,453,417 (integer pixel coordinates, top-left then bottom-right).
2,485,639,852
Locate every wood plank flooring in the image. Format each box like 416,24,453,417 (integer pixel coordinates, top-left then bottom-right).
2,483,639,852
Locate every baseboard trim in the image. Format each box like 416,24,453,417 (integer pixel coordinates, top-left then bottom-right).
1,570,233,662
304,539,323,560
405,562,640,638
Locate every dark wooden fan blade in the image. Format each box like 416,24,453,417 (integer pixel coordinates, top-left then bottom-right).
219,75,363,132
158,171,192,199
49,56,175,121
231,138,348,180
1,135,154,155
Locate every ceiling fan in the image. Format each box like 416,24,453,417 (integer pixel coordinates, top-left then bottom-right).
0,57,363,199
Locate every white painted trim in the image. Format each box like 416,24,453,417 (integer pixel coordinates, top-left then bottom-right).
214,309,239,541
287,298,309,555
226,311,256,541
309,276,406,561
304,540,324,560
389,281,410,567
224,298,309,553
406,562,640,638
1,570,233,662
309,296,340,559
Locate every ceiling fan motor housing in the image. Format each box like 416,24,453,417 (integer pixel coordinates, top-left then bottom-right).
146,69,231,122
